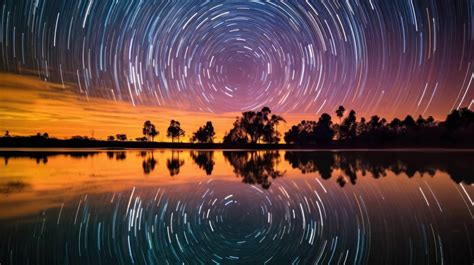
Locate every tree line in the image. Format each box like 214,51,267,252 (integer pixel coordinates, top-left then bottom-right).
136,106,474,146
2,106,473,146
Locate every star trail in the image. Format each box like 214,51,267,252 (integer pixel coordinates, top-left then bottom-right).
0,0,472,116
0,150,473,264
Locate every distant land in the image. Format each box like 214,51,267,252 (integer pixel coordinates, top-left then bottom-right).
1,106,473,149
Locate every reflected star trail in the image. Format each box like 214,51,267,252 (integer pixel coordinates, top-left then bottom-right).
1,150,473,264
0,1,472,116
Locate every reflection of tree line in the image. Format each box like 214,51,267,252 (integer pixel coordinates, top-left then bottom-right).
285,151,473,187
223,151,285,189
2,151,99,165
1,151,472,191
137,150,472,188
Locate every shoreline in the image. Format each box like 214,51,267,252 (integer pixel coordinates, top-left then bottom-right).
1,139,473,152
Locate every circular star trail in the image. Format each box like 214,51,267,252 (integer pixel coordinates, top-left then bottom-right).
0,1,472,115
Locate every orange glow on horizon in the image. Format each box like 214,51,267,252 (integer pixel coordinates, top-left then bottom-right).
0,73,449,142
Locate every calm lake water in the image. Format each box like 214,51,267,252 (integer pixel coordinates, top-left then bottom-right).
0,149,473,264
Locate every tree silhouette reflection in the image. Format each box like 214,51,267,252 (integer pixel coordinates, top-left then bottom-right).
223,151,285,189
285,151,473,186
167,151,184,176
190,151,215,175
142,152,157,175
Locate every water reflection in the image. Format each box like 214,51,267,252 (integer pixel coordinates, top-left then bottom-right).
0,150,473,264
190,151,215,175
141,152,157,175
3,151,98,165
1,150,472,185
223,151,285,189
167,150,184,176
285,151,474,186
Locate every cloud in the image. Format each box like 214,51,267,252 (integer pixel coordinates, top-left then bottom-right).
0,73,240,141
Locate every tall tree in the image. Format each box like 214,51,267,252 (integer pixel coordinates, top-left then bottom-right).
314,113,335,144
336,105,346,123
191,121,215,143
143,120,159,141
340,110,357,140
167,120,185,142
224,107,284,144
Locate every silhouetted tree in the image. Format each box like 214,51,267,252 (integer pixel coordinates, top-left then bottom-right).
389,118,402,134
223,107,284,144
4,131,10,137
369,115,382,130
314,113,334,144
191,121,215,143
416,115,428,128
284,114,334,145
262,114,286,143
116,134,127,141
357,117,367,136
340,110,357,140
336,105,346,123
107,135,115,141
426,116,435,126
402,115,417,129
167,120,185,142
445,108,474,130
143,120,158,141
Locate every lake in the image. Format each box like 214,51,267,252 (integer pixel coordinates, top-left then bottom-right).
0,149,473,264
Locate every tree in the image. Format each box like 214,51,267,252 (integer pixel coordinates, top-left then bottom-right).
223,107,284,144
262,114,286,143
368,115,382,130
416,115,428,128
314,113,334,144
402,115,417,129
336,105,346,123
426,116,435,127
191,121,215,143
167,120,185,142
357,117,367,136
4,131,10,137
107,135,115,141
284,125,300,144
389,118,402,130
143,120,159,141
116,134,127,141
340,110,357,140
445,108,474,130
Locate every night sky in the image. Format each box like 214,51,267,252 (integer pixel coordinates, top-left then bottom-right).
0,0,473,138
